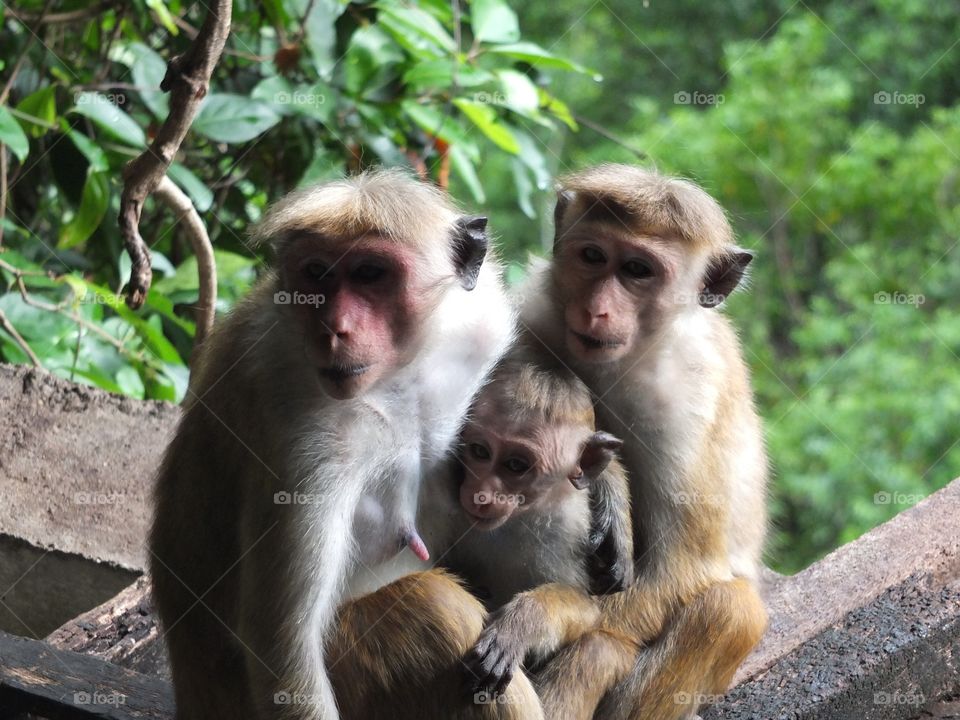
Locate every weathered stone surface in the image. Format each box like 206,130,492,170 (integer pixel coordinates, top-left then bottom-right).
736,478,960,685
703,573,960,720
0,363,179,570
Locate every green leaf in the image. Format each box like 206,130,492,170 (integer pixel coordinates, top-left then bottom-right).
193,94,281,144
401,100,480,161
511,157,535,218
344,25,404,96
167,163,213,212
115,365,146,399
62,122,109,172
497,69,539,114
145,0,179,35
485,42,597,75
471,0,520,44
377,4,456,54
449,144,485,202
453,98,520,153
59,172,110,248
403,60,494,90
251,76,295,115
0,106,29,162
15,86,57,138
302,0,347,78
71,92,146,146
538,88,577,130
125,42,170,119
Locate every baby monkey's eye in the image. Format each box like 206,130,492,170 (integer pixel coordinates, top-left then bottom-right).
580,246,606,265
469,443,491,461
503,457,531,475
304,262,330,280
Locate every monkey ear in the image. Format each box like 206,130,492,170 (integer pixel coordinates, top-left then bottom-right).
573,432,623,489
553,190,575,248
700,249,753,308
452,216,489,291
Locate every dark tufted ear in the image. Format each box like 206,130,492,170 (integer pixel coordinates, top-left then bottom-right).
700,249,753,308
452,216,489,291
553,189,575,249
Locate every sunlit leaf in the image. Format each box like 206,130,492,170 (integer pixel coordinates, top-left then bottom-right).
472,0,520,44
0,106,29,162
15,86,57,138
71,92,146,146
453,98,520,153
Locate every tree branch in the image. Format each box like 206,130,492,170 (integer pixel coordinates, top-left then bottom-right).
154,176,216,346
118,0,232,310
0,308,41,366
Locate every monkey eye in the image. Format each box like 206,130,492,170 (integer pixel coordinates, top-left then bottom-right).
469,443,491,461
351,263,387,284
303,261,330,280
622,258,654,279
503,457,531,475
580,246,606,265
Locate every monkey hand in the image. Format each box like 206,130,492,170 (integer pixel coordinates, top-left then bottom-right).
588,524,635,595
463,606,532,698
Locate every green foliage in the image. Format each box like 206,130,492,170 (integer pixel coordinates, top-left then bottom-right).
0,0,583,401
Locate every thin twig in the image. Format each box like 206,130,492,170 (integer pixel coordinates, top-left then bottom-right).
154,176,216,346
119,0,232,310
0,308,41,366
571,112,647,160
6,2,115,25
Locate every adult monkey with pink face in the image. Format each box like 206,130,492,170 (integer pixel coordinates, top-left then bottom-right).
149,170,519,719
517,164,769,719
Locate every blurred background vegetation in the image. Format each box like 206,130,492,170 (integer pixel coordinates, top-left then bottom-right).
0,0,957,574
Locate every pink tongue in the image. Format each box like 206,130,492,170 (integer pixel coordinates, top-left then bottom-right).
406,531,430,562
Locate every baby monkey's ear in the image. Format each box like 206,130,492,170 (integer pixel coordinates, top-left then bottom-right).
571,432,623,489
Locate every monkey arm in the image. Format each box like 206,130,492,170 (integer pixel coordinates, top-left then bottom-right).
587,457,635,595
465,583,602,697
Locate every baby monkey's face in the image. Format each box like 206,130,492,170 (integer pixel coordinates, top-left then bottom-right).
457,406,592,531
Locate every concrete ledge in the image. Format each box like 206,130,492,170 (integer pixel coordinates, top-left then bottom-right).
0,364,178,571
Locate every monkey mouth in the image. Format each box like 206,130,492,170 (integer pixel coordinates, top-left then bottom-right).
570,330,625,351
319,363,370,382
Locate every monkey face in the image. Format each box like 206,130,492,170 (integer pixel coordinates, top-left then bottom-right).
457,414,617,531
553,222,691,365
280,234,437,399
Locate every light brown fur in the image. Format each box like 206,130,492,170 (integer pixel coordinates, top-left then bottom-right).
521,163,768,719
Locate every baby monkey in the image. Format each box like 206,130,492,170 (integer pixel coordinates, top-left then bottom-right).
422,335,637,701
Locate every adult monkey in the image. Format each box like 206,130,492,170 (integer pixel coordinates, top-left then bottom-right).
518,164,768,719
149,169,525,719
